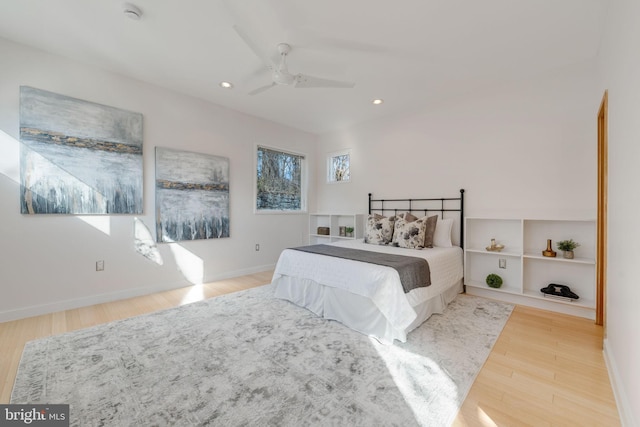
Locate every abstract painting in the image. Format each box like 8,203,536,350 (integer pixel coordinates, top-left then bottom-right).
19,86,143,214
155,147,229,242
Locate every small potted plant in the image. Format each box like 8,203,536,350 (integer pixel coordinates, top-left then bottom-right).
556,239,580,259
345,227,354,238
486,273,503,289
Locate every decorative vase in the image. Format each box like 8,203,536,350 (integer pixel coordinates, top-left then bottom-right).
542,239,557,257
563,250,574,259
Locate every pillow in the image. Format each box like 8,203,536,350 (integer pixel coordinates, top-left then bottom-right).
392,216,427,249
433,218,453,247
403,212,418,222
364,214,395,245
400,212,438,248
423,215,438,248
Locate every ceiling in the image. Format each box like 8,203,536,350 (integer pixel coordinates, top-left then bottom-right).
0,0,608,135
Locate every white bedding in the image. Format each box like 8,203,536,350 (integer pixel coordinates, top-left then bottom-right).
272,239,463,342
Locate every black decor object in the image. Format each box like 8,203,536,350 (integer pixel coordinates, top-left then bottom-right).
540,284,579,299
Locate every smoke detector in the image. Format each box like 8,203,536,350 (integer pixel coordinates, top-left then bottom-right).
123,3,142,20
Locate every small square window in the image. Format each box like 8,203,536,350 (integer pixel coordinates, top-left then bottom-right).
327,150,350,183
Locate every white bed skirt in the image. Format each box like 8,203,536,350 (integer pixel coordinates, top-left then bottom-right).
273,276,463,344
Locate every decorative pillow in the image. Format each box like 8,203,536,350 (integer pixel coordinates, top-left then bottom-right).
399,212,438,248
423,215,438,248
364,214,395,245
392,216,427,249
403,212,418,222
433,218,454,247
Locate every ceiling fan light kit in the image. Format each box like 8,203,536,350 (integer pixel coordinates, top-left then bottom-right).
233,25,355,95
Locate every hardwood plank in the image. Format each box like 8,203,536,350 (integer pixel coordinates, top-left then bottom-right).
0,271,620,426
454,394,552,427
455,304,620,426
487,351,556,381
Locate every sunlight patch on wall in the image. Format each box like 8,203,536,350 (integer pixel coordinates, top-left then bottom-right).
0,129,19,182
78,215,111,236
134,218,163,265
168,243,204,285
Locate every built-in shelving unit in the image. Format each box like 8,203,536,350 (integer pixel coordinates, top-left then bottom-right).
309,213,364,244
464,218,596,319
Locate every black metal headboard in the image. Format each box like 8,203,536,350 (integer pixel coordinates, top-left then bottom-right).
368,189,465,248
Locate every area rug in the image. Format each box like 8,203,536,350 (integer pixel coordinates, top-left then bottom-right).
11,285,513,427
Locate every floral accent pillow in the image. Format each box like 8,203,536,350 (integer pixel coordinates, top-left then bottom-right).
399,212,438,248
364,214,395,245
392,216,427,249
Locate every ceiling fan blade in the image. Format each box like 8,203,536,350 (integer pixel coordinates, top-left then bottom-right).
294,74,355,89
233,24,275,69
248,82,277,96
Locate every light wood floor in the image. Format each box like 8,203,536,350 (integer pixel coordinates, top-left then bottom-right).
0,271,620,426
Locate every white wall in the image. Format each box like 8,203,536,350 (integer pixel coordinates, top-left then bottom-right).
0,38,316,322
316,33,637,422
2,21,634,423
316,54,622,410
598,0,640,425
316,60,600,222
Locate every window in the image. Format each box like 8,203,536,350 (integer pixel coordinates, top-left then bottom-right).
255,145,306,212
327,149,350,183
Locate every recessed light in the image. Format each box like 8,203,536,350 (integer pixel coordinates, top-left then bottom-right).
123,3,143,20
372,99,384,105
219,81,234,89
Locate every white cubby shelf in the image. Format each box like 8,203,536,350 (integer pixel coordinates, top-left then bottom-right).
309,213,365,244
464,217,596,319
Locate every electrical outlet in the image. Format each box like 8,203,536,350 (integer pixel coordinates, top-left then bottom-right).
499,258,506,269
96,260,105,271
255,244,260,251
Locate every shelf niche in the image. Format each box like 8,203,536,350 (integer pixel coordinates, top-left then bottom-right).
464,217,596,319
309,213,364,244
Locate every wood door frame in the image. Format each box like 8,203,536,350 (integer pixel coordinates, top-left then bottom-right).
596,90,608,327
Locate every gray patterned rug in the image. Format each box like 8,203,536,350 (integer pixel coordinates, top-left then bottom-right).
11,284,513,427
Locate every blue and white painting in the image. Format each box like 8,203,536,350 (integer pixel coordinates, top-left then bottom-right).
19,86,143,214
155,147,229,242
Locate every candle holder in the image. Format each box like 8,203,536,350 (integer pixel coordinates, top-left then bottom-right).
486,238,504,252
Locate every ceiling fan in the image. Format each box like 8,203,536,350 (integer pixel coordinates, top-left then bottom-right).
233,25,356,95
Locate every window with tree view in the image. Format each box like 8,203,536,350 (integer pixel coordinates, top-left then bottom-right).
328,150,350,183
256,146,306,212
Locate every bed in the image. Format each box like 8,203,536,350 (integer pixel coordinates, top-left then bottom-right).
272,190,465,344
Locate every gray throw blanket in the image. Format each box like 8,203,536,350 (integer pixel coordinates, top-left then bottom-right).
290,244,431,293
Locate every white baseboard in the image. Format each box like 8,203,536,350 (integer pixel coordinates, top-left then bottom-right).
465,286,595,319
0,264,276,324
603,338,637,427
204,264,275,283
